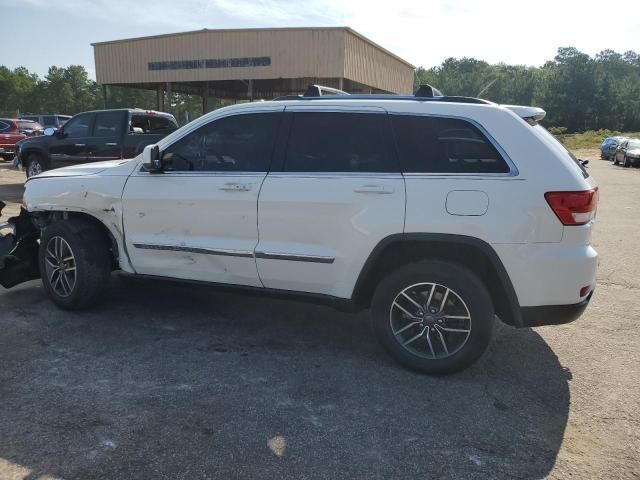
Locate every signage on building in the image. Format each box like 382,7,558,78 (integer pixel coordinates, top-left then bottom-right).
149,56,271,71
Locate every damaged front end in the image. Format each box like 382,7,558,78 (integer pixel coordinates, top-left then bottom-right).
0,200,41,288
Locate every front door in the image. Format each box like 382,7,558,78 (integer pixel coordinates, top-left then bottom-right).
87,111,124,162
122,108,283,286
255,108,406,299
49,112,93,167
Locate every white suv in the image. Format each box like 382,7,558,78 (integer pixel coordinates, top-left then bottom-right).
0,85,598,374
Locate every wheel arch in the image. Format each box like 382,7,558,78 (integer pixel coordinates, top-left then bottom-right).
351,233,523,327
34,209,130,272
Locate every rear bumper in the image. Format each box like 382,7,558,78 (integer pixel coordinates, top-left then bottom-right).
519,291,593,327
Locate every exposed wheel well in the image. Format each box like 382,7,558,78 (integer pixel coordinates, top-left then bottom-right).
38,211,120,270
352,235,522,326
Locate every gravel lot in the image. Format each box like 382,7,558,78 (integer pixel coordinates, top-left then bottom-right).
1,155,639,479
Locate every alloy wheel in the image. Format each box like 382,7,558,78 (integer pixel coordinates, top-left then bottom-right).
28,160,43,177
389,282,472,359
44,236,77,297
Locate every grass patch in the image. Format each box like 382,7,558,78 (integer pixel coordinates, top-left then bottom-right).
557,129,640,150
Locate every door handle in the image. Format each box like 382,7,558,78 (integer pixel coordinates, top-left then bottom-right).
354,184,394,194
219,182,252,192
74,143,86,147
105,142,118,147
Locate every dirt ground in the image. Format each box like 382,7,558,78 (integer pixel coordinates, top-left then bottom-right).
0,154,639,479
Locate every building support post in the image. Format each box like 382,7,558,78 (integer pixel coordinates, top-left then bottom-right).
247,79,253,101
338,78,344,92
165,82,172,113
201,83,208,114
102,84,108,109
156,85,163,111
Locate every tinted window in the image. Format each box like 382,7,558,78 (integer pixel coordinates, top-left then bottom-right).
392,115,510,174
0,120,12,132
63,114,92,138
162,113,279,172
93,112,122,137
285,112,396,172
42,116,57,126
131,114,178,133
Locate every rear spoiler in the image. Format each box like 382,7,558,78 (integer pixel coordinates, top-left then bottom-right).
503,105,546,122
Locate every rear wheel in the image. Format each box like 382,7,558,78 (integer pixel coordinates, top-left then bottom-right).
623,155,632,168
26,154,46,178
371,260,494,374
39,220,111,310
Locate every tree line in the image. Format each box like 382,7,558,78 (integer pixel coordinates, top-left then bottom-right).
416,47,640,132
1,46,639,132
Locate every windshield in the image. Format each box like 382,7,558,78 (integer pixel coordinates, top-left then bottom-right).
628,140,640,149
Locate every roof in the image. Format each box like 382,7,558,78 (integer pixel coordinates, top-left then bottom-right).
91,26,415,69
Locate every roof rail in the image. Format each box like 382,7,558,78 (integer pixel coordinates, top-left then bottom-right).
271,83,491,105
414,84,444,97
303,84,349,97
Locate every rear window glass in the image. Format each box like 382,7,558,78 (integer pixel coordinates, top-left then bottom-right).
392,115,510,174
0,120,12,132
533,124,589,179
284,112,397,173
130,114,178,133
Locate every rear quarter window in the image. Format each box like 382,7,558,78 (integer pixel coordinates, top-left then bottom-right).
392,115,510,174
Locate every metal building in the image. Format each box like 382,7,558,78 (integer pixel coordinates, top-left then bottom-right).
92,27,415,111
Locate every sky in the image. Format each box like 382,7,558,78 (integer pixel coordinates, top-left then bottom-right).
1,0,639,79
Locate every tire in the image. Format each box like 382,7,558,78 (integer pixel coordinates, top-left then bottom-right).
39,219,111,310
25,154,46,178
623,155,631,168
371,260,494,375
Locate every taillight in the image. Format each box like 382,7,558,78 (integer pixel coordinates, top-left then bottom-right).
8,121,18,133
544,187,598,226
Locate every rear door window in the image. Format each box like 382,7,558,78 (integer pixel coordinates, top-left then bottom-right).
392,115,510,174
93,111,123,137
284,112,397,173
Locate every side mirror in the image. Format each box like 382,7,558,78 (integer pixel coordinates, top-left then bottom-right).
43,127,55,136
142,144,163,172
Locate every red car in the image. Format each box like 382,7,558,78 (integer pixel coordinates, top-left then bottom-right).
0,118,40,161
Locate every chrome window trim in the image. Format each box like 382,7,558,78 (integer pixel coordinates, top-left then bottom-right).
389,112,519,177
133,243,254,258
255,251,335,264
266,172,403,179
135,170,267,177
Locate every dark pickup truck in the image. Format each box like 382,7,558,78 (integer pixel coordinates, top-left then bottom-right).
17,109,178,177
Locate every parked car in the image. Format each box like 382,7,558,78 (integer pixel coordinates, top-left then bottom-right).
0,85,598,374
600,136,626,160
613,138,640,167
0,119,27,161
16,109,178,177
16,119,44,137
20,114,71,132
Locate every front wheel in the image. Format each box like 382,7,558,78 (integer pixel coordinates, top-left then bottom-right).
39,220,111,310
371,260,494,374
623,155,632,168
25,154,46,178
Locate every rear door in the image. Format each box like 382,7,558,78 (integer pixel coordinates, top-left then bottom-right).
87,111,125,162
255,107,406,299
49,112,92,166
